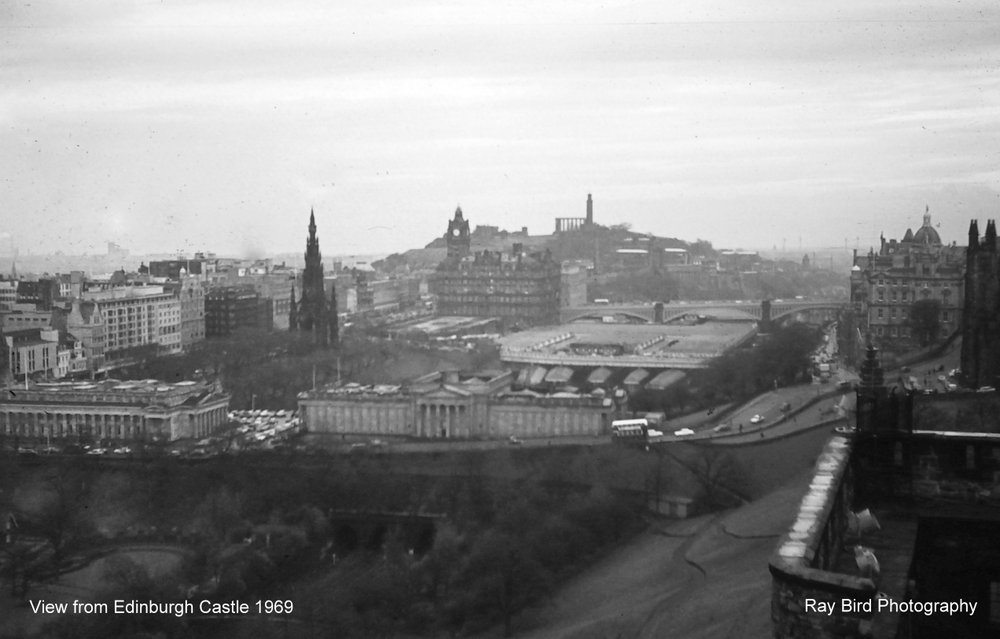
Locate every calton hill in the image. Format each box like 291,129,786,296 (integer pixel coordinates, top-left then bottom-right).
1,309,829,638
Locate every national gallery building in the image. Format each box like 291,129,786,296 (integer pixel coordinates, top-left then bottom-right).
298,370,615,440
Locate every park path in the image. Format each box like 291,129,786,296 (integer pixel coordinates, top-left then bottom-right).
0,545,188,638
487,472,811,639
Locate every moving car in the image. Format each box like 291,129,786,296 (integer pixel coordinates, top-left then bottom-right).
673,428,694,437
750,414,765,424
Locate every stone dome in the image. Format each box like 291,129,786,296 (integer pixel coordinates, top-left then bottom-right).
910,209,941,246
912,222,941,246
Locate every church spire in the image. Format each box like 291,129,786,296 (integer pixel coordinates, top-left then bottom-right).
969,220,980,252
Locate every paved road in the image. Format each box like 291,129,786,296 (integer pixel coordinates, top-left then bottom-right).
497,473,811,639
648,377,853,446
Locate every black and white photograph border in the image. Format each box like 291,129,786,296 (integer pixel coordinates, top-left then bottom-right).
2,2,999,638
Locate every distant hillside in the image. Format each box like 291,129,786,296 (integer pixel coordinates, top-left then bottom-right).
545,225,718,267
375,223,718,275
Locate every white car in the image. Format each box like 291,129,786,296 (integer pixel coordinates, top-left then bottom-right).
750,414,765,424
673,428,694,437
647,429,664,437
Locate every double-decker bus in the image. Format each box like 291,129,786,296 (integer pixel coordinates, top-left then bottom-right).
611,418,649,440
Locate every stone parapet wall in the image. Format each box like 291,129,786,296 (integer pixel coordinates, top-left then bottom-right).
770,434,878,638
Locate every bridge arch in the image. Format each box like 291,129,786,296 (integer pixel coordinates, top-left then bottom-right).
769,303,843,323
661,308,759,324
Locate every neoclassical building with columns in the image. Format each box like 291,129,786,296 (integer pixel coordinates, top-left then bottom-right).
298,369,614,440
0,378,230,443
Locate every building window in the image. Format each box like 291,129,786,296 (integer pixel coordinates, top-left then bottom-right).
877,308,884,319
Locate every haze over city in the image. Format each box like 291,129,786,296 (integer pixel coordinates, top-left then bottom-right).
3,0,999,257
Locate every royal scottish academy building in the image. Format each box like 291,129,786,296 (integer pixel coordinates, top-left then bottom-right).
0,378,229,443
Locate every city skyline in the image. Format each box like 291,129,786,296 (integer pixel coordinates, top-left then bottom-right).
3,1,999,257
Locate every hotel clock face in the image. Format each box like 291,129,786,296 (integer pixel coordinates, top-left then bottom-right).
453,229,460,236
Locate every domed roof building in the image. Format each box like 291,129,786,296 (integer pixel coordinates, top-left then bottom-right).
849,206,965,356
908,207,943,246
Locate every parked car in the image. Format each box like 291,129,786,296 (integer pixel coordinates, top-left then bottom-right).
750,414,765,424
673,428,694,437
508,436,523,446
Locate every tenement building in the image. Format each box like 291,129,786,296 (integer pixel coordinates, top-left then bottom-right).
849,208,964,352
298,369,613,440
204,285,273,337
432,208,561,328
0,378,229,443
961,219,1000,388
81,284,182,364
164,272,206,349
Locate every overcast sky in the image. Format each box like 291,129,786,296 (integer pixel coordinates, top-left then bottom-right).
2,0,998,259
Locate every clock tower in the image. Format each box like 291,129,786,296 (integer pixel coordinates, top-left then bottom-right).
446,206,471,260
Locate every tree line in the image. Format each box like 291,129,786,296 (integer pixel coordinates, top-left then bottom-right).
7,451,643,639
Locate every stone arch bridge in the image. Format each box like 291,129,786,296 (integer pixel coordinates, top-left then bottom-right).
560,299,844,325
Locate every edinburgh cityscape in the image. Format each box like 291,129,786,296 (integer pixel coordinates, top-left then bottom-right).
2,2,1000,638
